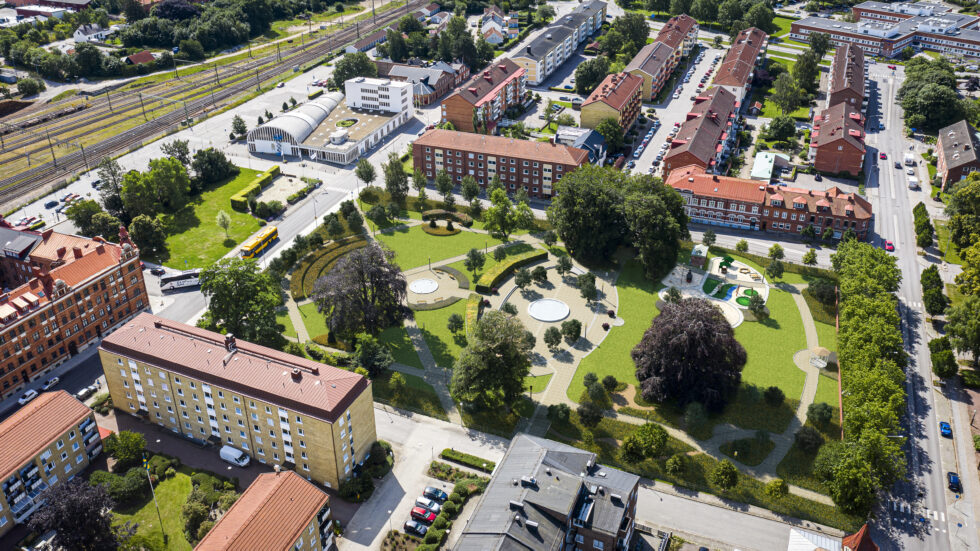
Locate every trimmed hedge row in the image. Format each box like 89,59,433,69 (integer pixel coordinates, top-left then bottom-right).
411,296,462,311
422,209,473,227
440,449,495,472
289,236,367,300
464,293,482,336
230,165,280,211
435,266,469,289
475,249,548,293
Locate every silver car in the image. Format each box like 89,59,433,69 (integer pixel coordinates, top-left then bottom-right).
416,496,442,514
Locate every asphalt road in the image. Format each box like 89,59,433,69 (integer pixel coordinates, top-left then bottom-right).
862,63,979,551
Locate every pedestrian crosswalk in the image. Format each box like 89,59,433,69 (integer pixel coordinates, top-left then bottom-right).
890,501,948,533
907,301,922,309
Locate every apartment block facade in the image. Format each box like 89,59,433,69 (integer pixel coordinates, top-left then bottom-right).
656,14,699,59
510,0,605,85
344,77,413,113
667,165,873,239
413,129,588,199
580,72,642,130
0,224,147,401
827,42,866,110
195,471,335,551
440,59,527,133
0,391,102,538
99,314,376,490
625,41,675,100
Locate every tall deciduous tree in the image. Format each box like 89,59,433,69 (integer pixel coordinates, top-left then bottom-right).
97,156,127,221
633,298,747,411
435,169,455,210
483,188,533,241
793,50,820,94
191,148,237,190
312,245,407,340
624,186,688,278
809,32,831,58
946,294,980,365
450,310,533,407
199,258,283,347
383,152,409,204
412,167,427,203
332,52,377,87
28,479,123,551
595,117,625,153
355,158,376,189
128,214,167,253
574,56,610,95
771,72,803,114
160,138,191,167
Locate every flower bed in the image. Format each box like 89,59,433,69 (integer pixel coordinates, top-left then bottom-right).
421,209,474,227
421,222,461,236
475,249,548,293
288,236,367,300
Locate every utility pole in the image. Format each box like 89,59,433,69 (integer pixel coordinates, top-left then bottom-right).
79,143,89,171
172,54,179,80
105,90,113,112
276,42,281,62
46,132,57,168
371,0,376,24
143,454,167,545
248,40,252,58
255,69,261,91
213,64,221,86
138,92,147,120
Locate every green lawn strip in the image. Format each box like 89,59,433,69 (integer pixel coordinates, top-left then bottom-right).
947,283,968,308
568,259,662,401
413,301,469,369
373,370,448,421
445,242,536,281
733,287,807,398
379,325,424,370
772,15,798,36
297,301,330,340
375,225,505,270
276,309,298,339
526,373,553,394
460,397,535,438
813,372,841,412
935,221,964,265
802,287,837,326
813,320,837,355
357,198,416,232
720,436,776,466
113,472,194,551
548,411,861,531
751,84,810,120
702,277,722,294
157,168,263,269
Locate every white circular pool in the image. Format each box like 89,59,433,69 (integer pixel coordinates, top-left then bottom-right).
409,278,439,294
527,298,570,322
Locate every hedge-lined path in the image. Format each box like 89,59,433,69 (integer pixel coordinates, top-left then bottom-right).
285,296,312,342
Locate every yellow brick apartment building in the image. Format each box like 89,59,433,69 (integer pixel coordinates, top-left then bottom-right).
99,313,376,490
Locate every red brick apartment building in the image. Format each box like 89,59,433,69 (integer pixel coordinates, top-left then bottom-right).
827,43,866,110
580,72,642,131
439,59,528,133
663,86,739,175
808,102,866,177
413,129,588,199
713,27,768,105
667,165,873,239
937,119,980,190
0,223,147,401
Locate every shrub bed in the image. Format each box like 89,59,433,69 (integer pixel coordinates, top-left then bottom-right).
464,293,483,336
286,181,321,204
421,223,461,236
230,165,280,211
289,236,368,300
439,449,495,472
434,266,469,289
92,392,112,415
475,249,548,293
422,209,474,227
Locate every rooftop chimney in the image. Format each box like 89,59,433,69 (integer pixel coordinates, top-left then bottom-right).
224,334,236,351
72,247,83,259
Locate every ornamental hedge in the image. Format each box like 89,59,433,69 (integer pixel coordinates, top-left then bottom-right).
289,236,367,300
439,449,495,472
230,165,280,211
421,209,473,227
464,293,483,336
475,249,548,293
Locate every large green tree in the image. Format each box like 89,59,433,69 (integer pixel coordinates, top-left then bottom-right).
28,479,124,551
383,152,409,204
450,310,534,407
946,294,980,365
624,186,688,278
127,214,167,254
595,117,625,153
574,57,610,95
332,52,377,87
483,188,533,241
199,257,283,347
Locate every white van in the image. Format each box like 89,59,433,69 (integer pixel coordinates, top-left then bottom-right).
219,445,250,467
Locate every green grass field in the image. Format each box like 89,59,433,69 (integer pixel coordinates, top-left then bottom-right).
814,372,841,410
751,84,811,120
277,309,297,339
157,168,262,269
445,242,537,281
375,225,505,270
113,471,194,551
814,320,837,354
413,301,468,369
379,325,424,369
373,370,448,420
733,287,807,398
935,221,964,265
568,259,661,401
297,301,330,340
527,373,553,394
772,15,798,36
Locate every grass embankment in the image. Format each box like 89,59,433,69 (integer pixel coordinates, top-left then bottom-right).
373,370,448,421
413,301,469,369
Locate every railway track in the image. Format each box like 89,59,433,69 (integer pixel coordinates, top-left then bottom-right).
0,0,424,209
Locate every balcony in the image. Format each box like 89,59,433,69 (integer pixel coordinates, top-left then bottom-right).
319,507,332,525
79,418,95,433
20,465,38,479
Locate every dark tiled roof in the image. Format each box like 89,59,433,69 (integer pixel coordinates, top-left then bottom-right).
810,102,866,153
625,41,674,78
714,27,767,88
656,14,697,50
938,119,980,170
443,58,524,106
764,184,873,220
829,43,864,100
665,86,737,165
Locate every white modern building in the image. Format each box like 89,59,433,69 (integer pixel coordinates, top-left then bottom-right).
246,78,415,165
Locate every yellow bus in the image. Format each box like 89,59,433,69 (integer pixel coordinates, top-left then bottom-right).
240,226,279,259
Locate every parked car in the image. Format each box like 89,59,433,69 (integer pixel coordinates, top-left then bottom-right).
41,377,59,390
887,64,896,70
939,421,952,438
948,472,963,493
404,520,428,537
559,96,570,101
18,389,38,405
423,486,448,502
906,167,915,175
884,240,895,252
219,445,251,467
150,267,166,276
75,384,99,401
415,497,442,514
814,173,822,181
411,507,437,524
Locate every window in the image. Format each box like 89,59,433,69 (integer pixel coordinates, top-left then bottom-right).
575,535,585,544
56,439,64,449
303,463,310,471
76,454,84,464
593,541,604,550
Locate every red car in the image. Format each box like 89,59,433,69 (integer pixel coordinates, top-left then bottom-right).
884,240,895,252
887,65,896,70
879,152,887,160
411,506,436,524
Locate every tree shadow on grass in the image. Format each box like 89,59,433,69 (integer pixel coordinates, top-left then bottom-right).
758,316,782,329
222,237,236,248
418,326,455,368
452,333,468,347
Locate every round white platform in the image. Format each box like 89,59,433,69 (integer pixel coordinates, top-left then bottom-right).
527,298,570,322
410,278,439,294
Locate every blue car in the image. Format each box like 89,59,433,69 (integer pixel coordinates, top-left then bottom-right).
423,486,448,502
940,421,952,438
948,472,963,493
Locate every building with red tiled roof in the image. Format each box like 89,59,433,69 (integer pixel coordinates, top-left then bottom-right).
937,119,980,190
0,391,102,537
195,471,333,551
667,165,872,239
828,42,865,110
663,86,740,175
656,14,699,57
125,50,155,65
100,313,377,490
581,72,642,131
413,128,589,199
440,59,527,133
809,102,866,177
843,524,879,551
713,27,768,104
0,224,147,401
